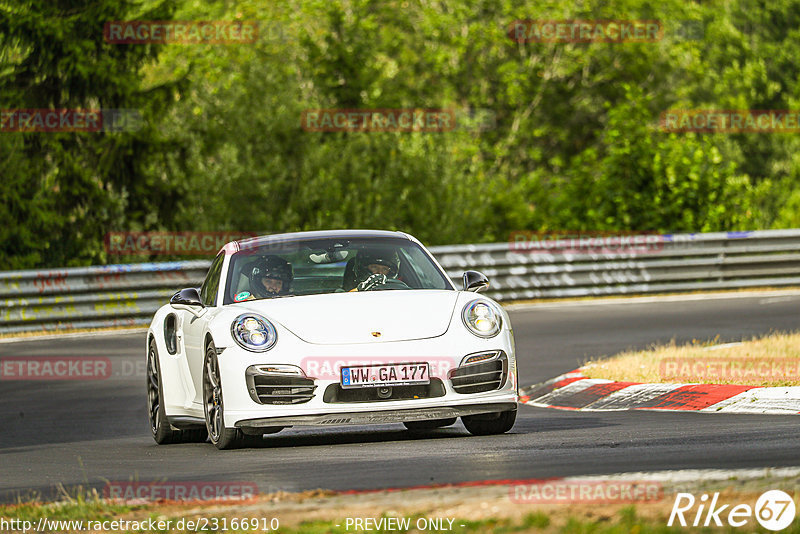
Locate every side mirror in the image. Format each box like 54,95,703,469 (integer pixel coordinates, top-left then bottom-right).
170,288,204,308
462,270,489,292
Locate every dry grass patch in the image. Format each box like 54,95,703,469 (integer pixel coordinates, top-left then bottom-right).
583,332,800,387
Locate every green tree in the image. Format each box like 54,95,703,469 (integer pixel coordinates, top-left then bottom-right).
0,0,183,267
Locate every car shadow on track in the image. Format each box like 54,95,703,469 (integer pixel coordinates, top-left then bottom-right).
230,426,477,449
142,425,531,451
519,415,621,434
193,411,617,450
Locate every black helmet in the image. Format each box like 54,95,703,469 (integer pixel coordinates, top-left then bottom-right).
355,248,400,281
248,255,293,298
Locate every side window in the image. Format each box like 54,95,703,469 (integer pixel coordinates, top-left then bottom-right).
199,252,225,307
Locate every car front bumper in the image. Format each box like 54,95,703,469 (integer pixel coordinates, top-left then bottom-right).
235,402,517,428
217,327,519,428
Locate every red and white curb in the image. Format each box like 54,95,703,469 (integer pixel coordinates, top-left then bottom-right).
520,370,800,414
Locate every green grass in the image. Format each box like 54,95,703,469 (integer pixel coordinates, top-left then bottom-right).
0,487,141,522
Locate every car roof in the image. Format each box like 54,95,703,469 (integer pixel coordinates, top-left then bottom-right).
231,229,412,252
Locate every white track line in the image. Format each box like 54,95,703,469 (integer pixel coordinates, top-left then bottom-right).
505,289,800,311
562,466,800,483
0,328,148,344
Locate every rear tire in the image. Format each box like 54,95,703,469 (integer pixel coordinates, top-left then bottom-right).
203,342,262,449
403,418,457,431
462,409,516,436
148,340,207,444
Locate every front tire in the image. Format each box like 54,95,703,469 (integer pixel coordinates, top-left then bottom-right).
148,340,207,444
203,342,261,449
462,409,516,436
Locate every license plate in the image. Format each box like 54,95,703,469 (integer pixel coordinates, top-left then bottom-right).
340,362,430,388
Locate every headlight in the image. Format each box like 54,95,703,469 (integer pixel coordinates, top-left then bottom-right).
461,300,502,338
231,313,277,352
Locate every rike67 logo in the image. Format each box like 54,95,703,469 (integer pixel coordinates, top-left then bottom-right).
669,490,797,531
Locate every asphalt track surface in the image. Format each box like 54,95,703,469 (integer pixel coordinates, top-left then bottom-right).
2,291,800,501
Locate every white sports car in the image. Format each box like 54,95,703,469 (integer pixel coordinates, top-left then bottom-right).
146,230,518,449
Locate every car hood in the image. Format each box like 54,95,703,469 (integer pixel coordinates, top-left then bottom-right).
234,290,460,344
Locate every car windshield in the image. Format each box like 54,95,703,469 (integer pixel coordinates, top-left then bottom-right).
223,236,453,304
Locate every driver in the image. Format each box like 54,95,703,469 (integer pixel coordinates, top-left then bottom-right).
350,248,400,292
236,255,293,301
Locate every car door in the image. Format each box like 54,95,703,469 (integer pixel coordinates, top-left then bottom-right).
182,251,225,405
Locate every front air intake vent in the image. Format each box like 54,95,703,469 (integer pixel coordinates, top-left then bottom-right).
449,353,506,394
246,367,316,405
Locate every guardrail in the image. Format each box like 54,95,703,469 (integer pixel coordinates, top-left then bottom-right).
0,262,210,334
2,230,800,333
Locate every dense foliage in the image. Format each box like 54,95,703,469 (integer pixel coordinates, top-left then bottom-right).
2,0,800,267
